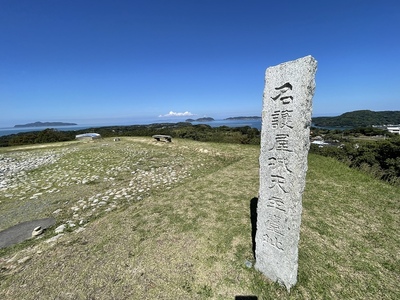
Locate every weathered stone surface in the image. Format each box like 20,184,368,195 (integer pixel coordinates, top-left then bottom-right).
255,55,317,290
0,218,56,249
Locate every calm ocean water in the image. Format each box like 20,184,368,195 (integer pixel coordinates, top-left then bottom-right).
0,119,262,137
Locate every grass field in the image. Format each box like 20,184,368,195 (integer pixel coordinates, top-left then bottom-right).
0,137,399,299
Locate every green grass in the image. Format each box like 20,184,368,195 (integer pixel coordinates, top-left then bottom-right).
0,138,399,299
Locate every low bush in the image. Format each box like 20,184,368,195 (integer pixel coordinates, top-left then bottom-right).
310,136,400,185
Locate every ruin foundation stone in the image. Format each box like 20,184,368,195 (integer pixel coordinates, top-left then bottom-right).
255,55,317,290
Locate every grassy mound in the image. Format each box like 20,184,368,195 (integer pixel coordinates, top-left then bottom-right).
0,138,398,299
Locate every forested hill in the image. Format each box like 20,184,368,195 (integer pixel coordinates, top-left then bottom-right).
312,110,400,127
14,121,77,128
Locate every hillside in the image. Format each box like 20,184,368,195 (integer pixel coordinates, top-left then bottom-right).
0,138,398,299
312,110,400,127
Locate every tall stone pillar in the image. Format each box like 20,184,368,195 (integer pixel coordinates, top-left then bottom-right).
255,55,317,290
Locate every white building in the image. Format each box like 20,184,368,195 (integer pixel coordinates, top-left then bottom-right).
75,133,102,140
387,126,400,135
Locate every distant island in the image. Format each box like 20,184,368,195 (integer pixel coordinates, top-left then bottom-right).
312,110,400,128
185,117,215,122
14,121,77,128
224,116,261,120
186,116,262,122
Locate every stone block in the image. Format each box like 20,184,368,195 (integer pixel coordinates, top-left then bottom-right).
255,55,317,290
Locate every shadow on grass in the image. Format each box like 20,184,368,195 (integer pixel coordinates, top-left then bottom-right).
235,296,258,300
250,197,258,259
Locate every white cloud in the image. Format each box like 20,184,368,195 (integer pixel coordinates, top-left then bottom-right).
158,111,195,117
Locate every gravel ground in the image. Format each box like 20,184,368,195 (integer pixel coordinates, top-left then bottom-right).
0,137,233,238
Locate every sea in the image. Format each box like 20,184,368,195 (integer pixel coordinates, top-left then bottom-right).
0,119,262,137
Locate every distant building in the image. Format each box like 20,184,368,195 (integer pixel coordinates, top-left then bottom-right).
75,133,102,140
311,135,329,147
311,140,329,147
387,126,400,135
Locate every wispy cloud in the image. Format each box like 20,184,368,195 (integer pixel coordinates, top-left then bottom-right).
158,111,195,117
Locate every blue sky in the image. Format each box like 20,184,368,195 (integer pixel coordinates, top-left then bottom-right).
1,0,399,127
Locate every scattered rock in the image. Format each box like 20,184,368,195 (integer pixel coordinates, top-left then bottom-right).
17,256,31,264
245,260,253,268
1,139,214,250
31,226,43,237
45,234,64,244
55,224,66,234
74,227,86,234
53,209,62,214
67,221,76,228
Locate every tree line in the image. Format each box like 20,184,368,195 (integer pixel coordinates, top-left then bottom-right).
0,123,260,147
310,129,400,186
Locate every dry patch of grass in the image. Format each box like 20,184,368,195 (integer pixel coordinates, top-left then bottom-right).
0,140,399,299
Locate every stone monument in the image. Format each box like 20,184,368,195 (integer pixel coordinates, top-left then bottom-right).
255,55,317,290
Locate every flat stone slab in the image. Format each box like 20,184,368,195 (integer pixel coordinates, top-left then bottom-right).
152,135,172,142
0,218,56,249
